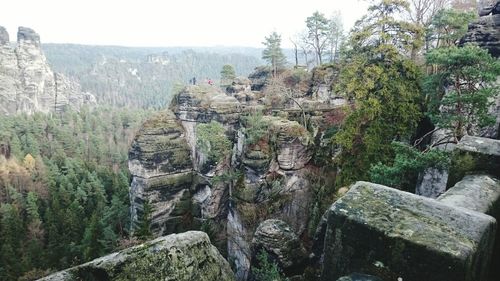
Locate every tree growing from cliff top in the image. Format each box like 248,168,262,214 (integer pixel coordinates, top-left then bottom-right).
305,11,330,65
424,45,500,144
427,9,476,48
262,32,287,77
334,0,423,185
220,64,236,87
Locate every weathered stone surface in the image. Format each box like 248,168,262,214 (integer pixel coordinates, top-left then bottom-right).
457,135,500,156
0,26,95,115
252,219,307,274
320,181,496,281
248,66,270,91
173,85,241,125
336,273,383,281
415,167,448,198
439,174,500,280
37,231,235,281
460,14,500,58
449,136,500,186
266,116,312,171
0,26,19,115
128,111,194,235
0,26,9,45
478,0,500,16
438,174,500,214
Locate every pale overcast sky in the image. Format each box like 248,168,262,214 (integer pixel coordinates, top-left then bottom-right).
1,0,369,48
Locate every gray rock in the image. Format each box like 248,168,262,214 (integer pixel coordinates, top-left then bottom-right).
128,111,194,236
457,135,500,157
0,26,9,45
478,1,500,16
0,26,95,115
460,14,500,58
17,26,40,47
320,181,496,281
415,167,448,198
336,273,383,281
252,219,307,274
438,174,500,215
37,231,235,281
438,174,500,280
449,136,500,186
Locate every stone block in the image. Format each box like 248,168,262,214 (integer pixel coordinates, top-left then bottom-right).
320,181,496,281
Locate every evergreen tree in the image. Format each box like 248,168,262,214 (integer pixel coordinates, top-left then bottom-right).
262,32,287,77
305,11,331,65
135,201,153,240
220,64,236,87
81,212,106,261
425,45,500,142
0,204,24,281
334,0,423,184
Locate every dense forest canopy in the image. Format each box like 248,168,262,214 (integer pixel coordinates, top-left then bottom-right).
0,108,151,280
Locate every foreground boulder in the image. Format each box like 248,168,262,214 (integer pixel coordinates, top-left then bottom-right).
38,231,234,281
320,181,496,281
449,136,500,186
251,219,307,276
438,174,500,280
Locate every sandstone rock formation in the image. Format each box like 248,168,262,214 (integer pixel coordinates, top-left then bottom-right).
128,80,337,280
461,1,500,58
37,231,235,281
319,181,496,281
0,26,95,115
128,111,194,235
251,219,307,275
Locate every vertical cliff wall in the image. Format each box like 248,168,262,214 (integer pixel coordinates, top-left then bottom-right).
0,26,95,115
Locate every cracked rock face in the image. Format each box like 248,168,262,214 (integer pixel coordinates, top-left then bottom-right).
128,111,194,235
0,26,95,115
251,219,307,275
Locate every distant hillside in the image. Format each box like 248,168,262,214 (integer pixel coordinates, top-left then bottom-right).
42,44,265,108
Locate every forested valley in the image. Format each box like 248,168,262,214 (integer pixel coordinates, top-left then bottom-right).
1,0,499,280
0,108,153,280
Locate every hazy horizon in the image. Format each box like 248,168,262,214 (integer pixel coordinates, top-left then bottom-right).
1,0,369,48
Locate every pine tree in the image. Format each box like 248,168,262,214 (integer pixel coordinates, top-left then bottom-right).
305,11,330,65
262,32,287,77
135,201,153,240
334,0,423,184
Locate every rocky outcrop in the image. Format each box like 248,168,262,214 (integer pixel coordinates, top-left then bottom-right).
0,26,95,115
449,136,500,186
438,174,500,215
129,76,343,280
319,181,496,281
37,231,235,281
336,273,382,281
128,110,194,235
461,1,500,58
479,0,500,16
251,219,307,276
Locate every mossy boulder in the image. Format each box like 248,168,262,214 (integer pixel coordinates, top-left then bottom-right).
448,136,500,187
320,181,496,281
37,231,235,281
251,219,307,276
